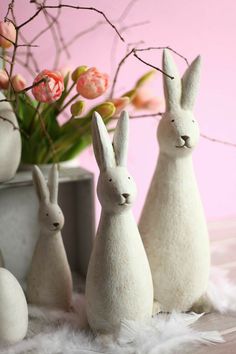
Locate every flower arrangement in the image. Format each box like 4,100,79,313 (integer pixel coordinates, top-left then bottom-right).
0,1,168,165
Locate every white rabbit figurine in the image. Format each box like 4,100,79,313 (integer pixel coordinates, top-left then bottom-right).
139,49,210,313
0,267,28,346
27,164,73,311
85,111,153,334
0,91,21,182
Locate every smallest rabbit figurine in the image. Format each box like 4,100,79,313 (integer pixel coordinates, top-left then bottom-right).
26,164,73,311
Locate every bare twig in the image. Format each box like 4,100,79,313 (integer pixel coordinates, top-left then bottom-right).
118,0,139,22
58,92,80,114
110,46,189,98
0,54,13,65
0,99,15,103
136,46,190,66
22,77,48,92
133,52,174,79
0,114,28,137
4,0,15,21
129,112,163,119
200,134,236,148
17,4,124,42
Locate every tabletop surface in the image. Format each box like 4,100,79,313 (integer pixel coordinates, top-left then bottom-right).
193,218,236,353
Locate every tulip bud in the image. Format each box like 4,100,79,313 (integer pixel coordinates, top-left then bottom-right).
71,66,88,82
0,69,9,89
12,74,27,92
94,102,115,119
70,100,85,116
0,21,16,49
111,97,130,115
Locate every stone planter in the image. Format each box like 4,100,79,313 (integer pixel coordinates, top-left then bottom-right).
0,167,95,281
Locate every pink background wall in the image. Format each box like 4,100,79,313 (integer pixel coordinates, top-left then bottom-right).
2,0,236,222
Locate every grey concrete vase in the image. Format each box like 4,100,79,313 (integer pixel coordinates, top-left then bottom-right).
0,91,21,182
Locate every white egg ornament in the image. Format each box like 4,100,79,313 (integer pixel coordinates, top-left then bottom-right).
0,268,28,346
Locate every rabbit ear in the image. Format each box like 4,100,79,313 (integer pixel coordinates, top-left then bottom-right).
32,165,49,203
48,164,59,204
162,49,181,111
113,111,129,166
92,111,116,171
181,55,201,110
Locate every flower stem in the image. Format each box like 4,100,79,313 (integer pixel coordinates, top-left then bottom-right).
58,92,80,114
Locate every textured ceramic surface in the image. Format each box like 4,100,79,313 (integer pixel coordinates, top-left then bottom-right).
86,111,153,334
26,165,73,311
139,50,210,312
0,91,21,182
0,268,28,346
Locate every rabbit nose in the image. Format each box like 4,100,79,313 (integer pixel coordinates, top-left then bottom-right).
122,193,130,199
181,135,189,141
53,222,59,227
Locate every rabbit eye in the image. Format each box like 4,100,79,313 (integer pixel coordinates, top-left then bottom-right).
128,177,131,180
192,120,195,123
109,178,112,182
46,213,49,216
171,119,175,122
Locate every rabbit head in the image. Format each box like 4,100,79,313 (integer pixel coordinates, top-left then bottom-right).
92,111,137,214
157,49,201,157
32,164,64,234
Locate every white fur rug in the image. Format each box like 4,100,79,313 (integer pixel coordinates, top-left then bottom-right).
2,247,236,354
0,293,224,354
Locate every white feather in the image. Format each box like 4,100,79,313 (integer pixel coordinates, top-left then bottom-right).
0,305,223,354
208,266,236,313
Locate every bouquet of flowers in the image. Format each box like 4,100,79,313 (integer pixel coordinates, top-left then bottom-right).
0,1,163,165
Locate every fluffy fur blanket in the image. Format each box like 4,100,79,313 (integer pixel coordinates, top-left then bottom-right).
0,293,223,354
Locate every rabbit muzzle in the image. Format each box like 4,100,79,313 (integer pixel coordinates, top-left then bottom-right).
119,193,132,206
175,135,192,149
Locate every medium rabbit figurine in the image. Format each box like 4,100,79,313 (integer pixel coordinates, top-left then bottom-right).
0,91,21,182
0,267,28,346
139,49,210,313
85,111,153,334
26,164,73,311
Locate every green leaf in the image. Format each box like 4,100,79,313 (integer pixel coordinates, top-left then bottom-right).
121,89,136,101
135,70,156,88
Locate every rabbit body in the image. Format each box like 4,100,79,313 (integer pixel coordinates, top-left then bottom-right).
139,50,210,312
27,230,72,310
0,268,28,345
86,210,153,333
140,154,210,312
86,112,153,333
0,91,21,182
27,165,73,311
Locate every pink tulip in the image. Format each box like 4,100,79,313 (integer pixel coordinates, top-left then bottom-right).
132,87,164,112
76,67,109,99
32,70,64,103
0,21,16,49
12,74,27,92
0,69,9,89
112,97,130,115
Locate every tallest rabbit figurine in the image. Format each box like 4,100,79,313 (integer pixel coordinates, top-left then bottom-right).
139,49,210,313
